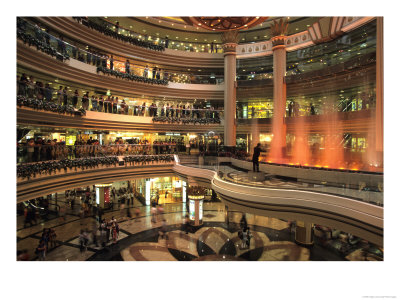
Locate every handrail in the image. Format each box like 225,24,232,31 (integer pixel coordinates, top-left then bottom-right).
79,17,225,53
16,79,224,115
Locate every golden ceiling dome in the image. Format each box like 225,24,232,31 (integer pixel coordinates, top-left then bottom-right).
182,17,268,31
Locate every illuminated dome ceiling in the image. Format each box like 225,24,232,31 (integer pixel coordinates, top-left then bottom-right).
181,17,268,31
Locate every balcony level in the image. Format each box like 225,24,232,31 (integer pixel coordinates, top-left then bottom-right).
36,17,225,69
17,40,225,100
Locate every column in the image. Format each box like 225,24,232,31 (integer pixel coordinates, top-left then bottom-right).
269,19,288,162
295,221,314,246
375,17,383,167
94,184,112,209
222,31,239,149
187,185,205,227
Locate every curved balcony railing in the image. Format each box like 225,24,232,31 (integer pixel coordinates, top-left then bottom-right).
17,144,182,164
18,18,225,85
76,17,225,54
174,159,383,207
16,79,224,116
17,154,175,180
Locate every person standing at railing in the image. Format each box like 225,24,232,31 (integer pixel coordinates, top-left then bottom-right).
108,96,114,113
62,87,68,106
115,21,119,34
101,55,107,68
252,143,264,173
156,68,161,80
152,66,157,79
91,95,97,111
288,101,293,117
110,55,114,70
310,103,316,115
125,59,130,74
44,83,52,102
113,97,118,114
86,50,92,65
172,105,177,117
294,101,300,117
26,139,35,162
27,76,35,98
71,90,78,108
56,86,62,105
165,36,169,48
98,95,103,112
18,74,28,96
82,92,89,110
35,81,43,100
143,65,149,78
103,97,109,113
141,102,146,116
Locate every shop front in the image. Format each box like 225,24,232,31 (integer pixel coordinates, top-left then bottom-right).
135,176,184,205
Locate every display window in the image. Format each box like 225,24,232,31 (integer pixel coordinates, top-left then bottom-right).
139,176,183,204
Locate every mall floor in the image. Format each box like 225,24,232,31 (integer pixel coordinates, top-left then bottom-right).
17,200,374,261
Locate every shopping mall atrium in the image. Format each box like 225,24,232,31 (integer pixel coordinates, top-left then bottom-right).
13,12,387,267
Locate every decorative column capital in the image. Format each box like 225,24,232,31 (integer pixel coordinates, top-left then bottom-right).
222,30,239,55
270,18,288,48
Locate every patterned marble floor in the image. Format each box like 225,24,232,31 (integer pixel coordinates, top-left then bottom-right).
17,201,380,261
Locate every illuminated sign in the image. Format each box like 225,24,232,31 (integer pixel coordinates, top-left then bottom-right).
95,187,100,205
189,200,195,221
199,200,203,221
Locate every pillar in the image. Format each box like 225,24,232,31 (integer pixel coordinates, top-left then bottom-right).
222,31,239,148
295,221,314,246
269,19,288,162
375,17,383,167
94,184,112,209
187,185,205,227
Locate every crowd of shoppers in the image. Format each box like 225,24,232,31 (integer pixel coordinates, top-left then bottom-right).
17,74,222,118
